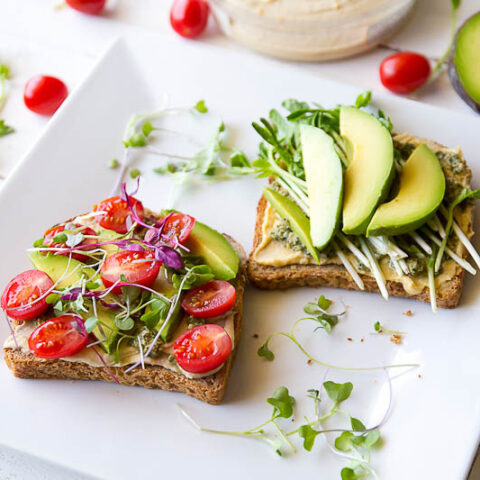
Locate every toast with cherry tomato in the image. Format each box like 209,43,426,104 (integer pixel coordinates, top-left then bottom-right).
2,186,246,405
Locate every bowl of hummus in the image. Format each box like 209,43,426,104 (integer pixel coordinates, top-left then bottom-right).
210,0,416,62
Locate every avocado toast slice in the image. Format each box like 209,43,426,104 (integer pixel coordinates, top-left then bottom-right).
246,95,477,310
3,195,247,405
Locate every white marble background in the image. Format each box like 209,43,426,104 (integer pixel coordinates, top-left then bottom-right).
0,0,479,478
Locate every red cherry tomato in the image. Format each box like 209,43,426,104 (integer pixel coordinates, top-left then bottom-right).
379,52,431,95
93,196,144,234
24,75,68,116
100,250,161,293
28,314,89,359
182,280,236,318
174,324,232,374
162,213,195,244
170,0,209,38
1,270,54,321
44,224,98,263
66,0,106,14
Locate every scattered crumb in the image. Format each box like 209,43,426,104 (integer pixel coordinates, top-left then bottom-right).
403,310,414,317
252,334,259,339
360,338,365,343
390,334,402,345
418,374,422,379
307,359,313,365
347,337,353,342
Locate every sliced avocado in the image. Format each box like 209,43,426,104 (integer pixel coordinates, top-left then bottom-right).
449,12,480,113
90,307,119,354
154,294,184,343
263,187,320,263
185,221,239,281
367,144,445,236
340,106,394,235
300,124,343,250
29,252,100,287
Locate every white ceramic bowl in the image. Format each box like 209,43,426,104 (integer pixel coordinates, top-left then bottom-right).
211,0,416,61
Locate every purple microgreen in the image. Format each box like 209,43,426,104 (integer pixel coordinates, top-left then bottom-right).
155,246,184,269
90,346,121,385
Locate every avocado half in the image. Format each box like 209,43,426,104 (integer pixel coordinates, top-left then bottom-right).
449,12,480,113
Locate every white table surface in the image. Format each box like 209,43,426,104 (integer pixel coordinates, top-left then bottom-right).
0,1,479,478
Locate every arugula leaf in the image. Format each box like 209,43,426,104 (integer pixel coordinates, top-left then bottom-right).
257,341,275,361
324,381,353,404
84,316,98,333
350,417,366,431
298,424,320,451
0,120,14,137
193,100,208,114
267,386,295,419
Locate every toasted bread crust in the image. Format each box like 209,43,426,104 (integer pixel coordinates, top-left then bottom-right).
248,195,468,309
4,236,247,405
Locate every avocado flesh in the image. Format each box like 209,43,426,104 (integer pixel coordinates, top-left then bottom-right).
154,293,184,343
300,124,343,250
28,252,101,287
90,307,119,354
367,144,446,236
263,187,320,263
450,12,480,113
185,221,239,281
340,106,394,235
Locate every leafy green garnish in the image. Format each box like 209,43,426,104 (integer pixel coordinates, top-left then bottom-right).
84,316,98,333
324,381,353,404
0,120,14,137
114,315,134,331
267,386,295,419
108,158,119,169
172,264,214,290
192,100,208,114
130,168,141,179
46,293,61,305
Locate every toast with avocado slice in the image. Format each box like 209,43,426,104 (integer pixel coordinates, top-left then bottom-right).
3,193,247,405
246,95,477,310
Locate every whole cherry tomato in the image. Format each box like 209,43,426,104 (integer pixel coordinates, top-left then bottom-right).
24,75,68,115
170,0,209,38
379,52,431,95
66,0,106,14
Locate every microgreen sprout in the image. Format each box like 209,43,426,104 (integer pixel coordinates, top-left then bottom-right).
108,158,119,169
192,100,208,114
0,119,13,137
372,321,405,337
258,295,419,371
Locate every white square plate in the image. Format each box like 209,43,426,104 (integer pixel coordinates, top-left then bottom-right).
1,33,480,480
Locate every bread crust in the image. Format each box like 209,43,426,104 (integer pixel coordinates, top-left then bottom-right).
248,195,468,309
4,236,247,405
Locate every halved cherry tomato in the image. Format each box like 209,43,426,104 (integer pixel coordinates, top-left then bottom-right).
182,280,236,318
170,0,209,38
44,224,97,262
1,270,54,321
174,324,232,374
93,196,144,234
24,75,68,116
66,0,106,14
162,213,195,245
100,250,161,293
28,314,89,359
379,52,431,95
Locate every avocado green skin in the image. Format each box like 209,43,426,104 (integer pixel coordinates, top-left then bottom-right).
155,293,184,344
342,163,395,236
263,187,320,263
449,12,480,113
366,211,437,237
28,252,100,287
185,221,239,281
366,144,446,237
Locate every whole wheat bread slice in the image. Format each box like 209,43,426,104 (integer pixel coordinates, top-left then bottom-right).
4,237,247,405
248,135,475,309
